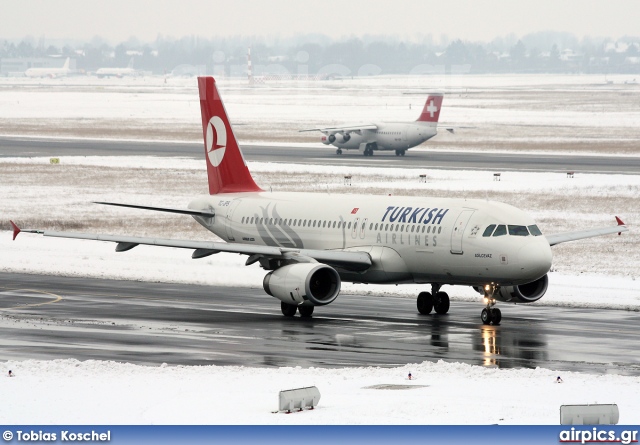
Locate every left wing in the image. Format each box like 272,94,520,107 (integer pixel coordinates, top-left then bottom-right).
546,217,628,246
9,221,372,272
299,124,378,134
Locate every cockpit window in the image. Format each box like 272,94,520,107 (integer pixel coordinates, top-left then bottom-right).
482,224,496,237
492,225,507,236
528,225,543,236
508,225,530,236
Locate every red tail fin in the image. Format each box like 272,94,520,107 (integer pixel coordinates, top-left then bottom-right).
416,94,444,123
198,77,262,194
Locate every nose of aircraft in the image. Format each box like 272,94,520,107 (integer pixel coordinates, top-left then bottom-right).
518,240,553,280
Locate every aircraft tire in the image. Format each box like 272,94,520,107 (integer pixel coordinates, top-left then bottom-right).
434,292,450,314
417,292,433,315
281,302,298,317
490,308,501,325
395,150,400,156
400,150,406,156
481,307,492,325
299,305,315,318
336,149,342,155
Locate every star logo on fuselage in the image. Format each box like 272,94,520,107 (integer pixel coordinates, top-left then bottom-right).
205,116,227,167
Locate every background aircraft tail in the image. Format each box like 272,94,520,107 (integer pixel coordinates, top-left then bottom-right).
416,93,444,123
197,76,262,194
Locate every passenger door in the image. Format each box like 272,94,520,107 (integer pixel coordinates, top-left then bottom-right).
450,209,475,254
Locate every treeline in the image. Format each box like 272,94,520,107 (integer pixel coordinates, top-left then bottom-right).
1,32,639,75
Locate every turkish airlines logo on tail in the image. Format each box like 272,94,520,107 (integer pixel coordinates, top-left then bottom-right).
205,116,227,167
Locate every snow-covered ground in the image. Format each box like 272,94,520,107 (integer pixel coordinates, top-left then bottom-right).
1,75,639,425
1,74,639,152
2,156,639,424
2,359,639,425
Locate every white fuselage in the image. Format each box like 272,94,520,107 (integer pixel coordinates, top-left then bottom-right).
189,192,552,286
24,67,71,78
330,121,437,151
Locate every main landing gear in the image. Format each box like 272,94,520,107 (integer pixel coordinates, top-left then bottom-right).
417,284,450,315
363,144,375,156
480,284,501,325
281,302,314,318
395,149,406,156
336,148,343,155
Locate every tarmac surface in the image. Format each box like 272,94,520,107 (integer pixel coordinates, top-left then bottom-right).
2,136,640,174
1,272,639,375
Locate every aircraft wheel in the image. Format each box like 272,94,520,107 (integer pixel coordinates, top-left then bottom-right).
400,150,406,156
336,149,342,155
281,302,298,317
299,305,315,318
434,291,450,314
417,292,433,315
395,150,400,156
481,307,492,325
490,308,501,325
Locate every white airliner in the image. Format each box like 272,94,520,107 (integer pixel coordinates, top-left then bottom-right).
25,58,71,78
301,94,445,156
10,77,629,325
96,58,138,78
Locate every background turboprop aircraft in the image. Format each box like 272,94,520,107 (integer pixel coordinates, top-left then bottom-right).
301,94,446,156
10,77,628,326
24,57,71,78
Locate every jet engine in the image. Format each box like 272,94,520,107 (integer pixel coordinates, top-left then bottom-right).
327,134,336,143
495,274,549,303
321,135,332,145
333,133,347,143
263,263,341,306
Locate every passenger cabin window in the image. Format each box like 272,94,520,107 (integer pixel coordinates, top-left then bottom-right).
483,224,496,237
528,225,543,236
508,225,529,236
493,225,507,236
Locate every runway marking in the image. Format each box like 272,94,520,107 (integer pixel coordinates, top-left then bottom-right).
0,289,63,310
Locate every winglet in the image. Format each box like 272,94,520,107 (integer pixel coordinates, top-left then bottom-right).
616,216,626,235
10,220,20,241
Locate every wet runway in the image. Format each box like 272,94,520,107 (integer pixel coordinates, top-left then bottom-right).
1,272,638,375
2,136,640,174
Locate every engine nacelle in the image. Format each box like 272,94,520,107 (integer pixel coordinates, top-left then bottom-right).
333,133,350,144
327,134,336,143
496,274,549,304
321,135,332,145
263,263,341,306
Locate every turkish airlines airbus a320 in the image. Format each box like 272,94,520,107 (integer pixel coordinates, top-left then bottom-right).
301,94,445,157
11,77,628,325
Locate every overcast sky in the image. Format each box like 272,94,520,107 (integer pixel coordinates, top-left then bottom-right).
2,0,638,44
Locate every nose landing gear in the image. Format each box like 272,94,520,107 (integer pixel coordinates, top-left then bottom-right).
480,283,501,325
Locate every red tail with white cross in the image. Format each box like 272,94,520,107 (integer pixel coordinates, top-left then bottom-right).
416,94,444,123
